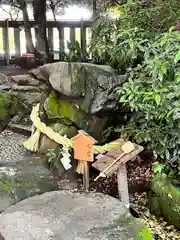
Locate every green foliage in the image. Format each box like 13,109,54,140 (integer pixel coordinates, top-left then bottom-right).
59,41,89,62
119,28,180,162
90,16,149,71
136,226,153,240
152,162,179,178
46,147,63,170
152,162,170,176
0,178,34,193
117,0,180,35
0,92,22,130
90,0,180,72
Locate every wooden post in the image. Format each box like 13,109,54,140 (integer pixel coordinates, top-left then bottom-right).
80,19,86,58
83,161,90,190
14,27,21,58
70,27,75,46
3,19,10,65
47,27,54,51
93,0,97,18
48,27,54,60
59,27,64,60
117,163,129,208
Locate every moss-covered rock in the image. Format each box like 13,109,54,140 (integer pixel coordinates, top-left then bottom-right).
148,174,180,229
90,214,153,240
48,62,127,114
0,92,21,131
43,91,107,141
44,91,87,127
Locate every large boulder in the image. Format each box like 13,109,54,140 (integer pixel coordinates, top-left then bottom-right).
0,191,152,240
44,91,107,141
0,158,57,213
0,131,57,212
148,174,180,229
47,62,127,114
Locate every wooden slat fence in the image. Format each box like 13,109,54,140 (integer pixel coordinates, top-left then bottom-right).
0,20,92,64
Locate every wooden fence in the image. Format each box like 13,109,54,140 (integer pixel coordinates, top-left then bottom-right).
0,20,93,64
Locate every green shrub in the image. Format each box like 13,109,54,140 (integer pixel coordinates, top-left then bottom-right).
90,17,149,71
90,0,179,72
116,0,180,36
118,28,180,162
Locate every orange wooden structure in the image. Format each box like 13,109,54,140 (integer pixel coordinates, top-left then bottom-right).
72,130,97,190
72,130,97,162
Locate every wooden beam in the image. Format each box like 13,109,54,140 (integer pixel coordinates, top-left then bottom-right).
81,20,86,57
14,28,21,58
93,0,97,17
92,144,144,176
0,20,92,29
2,20,10,65
70,27,75,46
59,27,64,59
47,27,54,51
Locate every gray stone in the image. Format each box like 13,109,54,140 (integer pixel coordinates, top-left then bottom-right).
44,62,126,114
8,123,31,136
0,191,152,240
11,85,40,92
15,91,41,107
0,73,9,85
149,175,180,229
11,74,40,86
0,158,57,212
29,67,48,82
0,85,11,91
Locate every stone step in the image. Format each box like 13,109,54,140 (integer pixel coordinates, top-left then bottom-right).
7,123,32,136
0,85,11,91
11,85,40,92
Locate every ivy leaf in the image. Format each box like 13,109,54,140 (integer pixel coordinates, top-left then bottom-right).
161,62,168,75
175,72,180,82
152,162,164,175
120,95,128,103
173,111,180,120
165,149,170,160
155,94,161,105
174,51,180,64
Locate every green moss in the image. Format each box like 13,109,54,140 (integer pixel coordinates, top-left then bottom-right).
0,92,14,119
136,227,153,240
149,176,180,229
0,179,34,193
44,91,89,130
0,92,24,129
50,123,77,138
88,214,152,240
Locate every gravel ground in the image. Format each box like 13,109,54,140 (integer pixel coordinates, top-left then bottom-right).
0,130,32,163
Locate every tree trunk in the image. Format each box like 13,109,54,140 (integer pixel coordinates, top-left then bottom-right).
21,3,35,53
32,0,50,62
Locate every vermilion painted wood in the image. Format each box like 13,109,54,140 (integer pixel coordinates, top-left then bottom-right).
72,130,97,162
